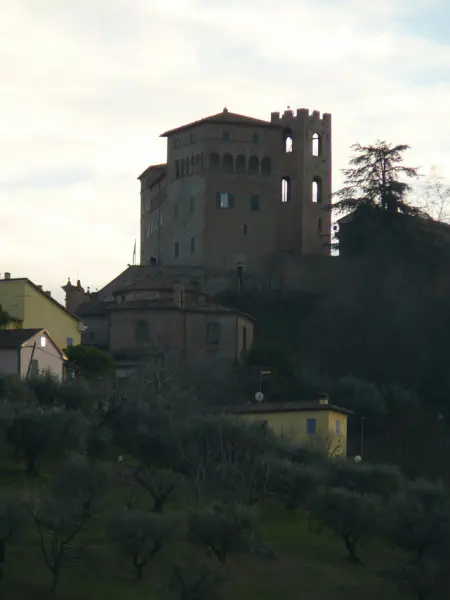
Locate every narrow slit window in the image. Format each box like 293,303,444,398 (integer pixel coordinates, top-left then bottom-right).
312,177,322,203
312,133,321,156
281,177,291,203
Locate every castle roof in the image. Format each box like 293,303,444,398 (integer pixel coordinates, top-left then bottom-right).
160,108,281,137
137,163,167,183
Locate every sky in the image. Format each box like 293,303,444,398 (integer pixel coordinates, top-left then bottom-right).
1,0,450,305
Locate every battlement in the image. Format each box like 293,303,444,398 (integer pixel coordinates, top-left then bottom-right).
271,108,331,127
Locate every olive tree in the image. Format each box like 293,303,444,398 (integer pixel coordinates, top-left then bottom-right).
268,460,323,510
0,490,30,581
7,407,87,476
311,487,381,563
188,502,258,564
134,465,181,513
108,510,182,581
34,497,86,596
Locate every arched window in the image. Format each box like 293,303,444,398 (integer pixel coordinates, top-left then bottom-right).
186,158,190,175
261,156,271,175
283,128,293,153
248,155,259,174
312,176,322,203
135,318,150,344
196,154,201,170
281,177,291,203
180,159,185,177
191,156,195,171
222,153,233,173
312,133,321,156
209,152,220,170
175,160,180,178
236,154,246,173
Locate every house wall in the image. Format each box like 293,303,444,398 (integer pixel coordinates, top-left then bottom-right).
109,308,185,351
0,349,18,375
20,331,64,380
0,280,26,322
22,282,81,349
239,409,347,456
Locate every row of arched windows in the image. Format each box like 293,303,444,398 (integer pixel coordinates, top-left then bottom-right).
175,153,272,177
175,153,205,178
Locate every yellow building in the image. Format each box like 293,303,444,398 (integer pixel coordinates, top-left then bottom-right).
231,397,352,457
0,274,83,350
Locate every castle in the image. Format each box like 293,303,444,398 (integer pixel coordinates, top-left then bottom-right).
139,107,332,283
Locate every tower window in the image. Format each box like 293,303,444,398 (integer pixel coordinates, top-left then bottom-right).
135,318,150,344
180,159,185,177
318,217,322,232
190,236,195,254
248,155,259,174
174,241,179,258
222,130,230,141
250,195,260,211
252,133,259,144
216,192,233,209
191,155,195,171
222,153,233,173
261,156,271,175
186,159,190,176
209,152,220,170
312,177,322,203
312,133,321,156
196,153,201,169
281,177,291,203
174,136,180,149
283,128,293,153
190,131,196,144
236,154,246,173
175,160,180,178
243,224,248,235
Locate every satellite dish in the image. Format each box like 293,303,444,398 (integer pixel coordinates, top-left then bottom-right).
255,392,264,403
354,455,362,464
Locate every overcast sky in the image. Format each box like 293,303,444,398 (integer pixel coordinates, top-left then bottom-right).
1,0,449,304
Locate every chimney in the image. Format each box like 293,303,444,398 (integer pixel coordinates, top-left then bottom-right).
37,285,43,290
4,272,11,280
44,291,51,298
318,393,329,405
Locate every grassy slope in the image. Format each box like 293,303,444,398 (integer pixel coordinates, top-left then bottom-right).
1,461,399,600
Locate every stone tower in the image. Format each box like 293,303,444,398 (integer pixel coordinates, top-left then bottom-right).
271,108,332,257
62,279,90,314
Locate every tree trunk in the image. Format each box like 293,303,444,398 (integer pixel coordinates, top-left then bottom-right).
152,496,164,513
50,565,60,597
132,555,144,581
25,448,38,478
343,534,360,564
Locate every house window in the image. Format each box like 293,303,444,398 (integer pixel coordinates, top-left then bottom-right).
174,241,179,258
190,196,195,214
206,322,220,345
250,195,260,212
189,131,196,144
306,418,317,434
222,130,230,141
40,336,46,348
66,337,73,347
216,192,233,209
174,136,180,149
283,129,293,153
190,236,195,254
243,224,248,235
175,160,180,177
252,133,259,143
180,159,185,177
174,203,178,219
336,419,341,435
242,326,247,351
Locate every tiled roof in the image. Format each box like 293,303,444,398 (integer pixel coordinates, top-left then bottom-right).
0,328,43,348
137,163,167,182
160,109,280,137
114,270,173,294
226,401,354,416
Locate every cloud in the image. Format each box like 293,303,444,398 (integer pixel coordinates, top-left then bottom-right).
0,0,449,303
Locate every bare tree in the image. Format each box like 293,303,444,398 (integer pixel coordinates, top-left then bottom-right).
134,465,180,513
415,166,450,223
0,491,30,581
